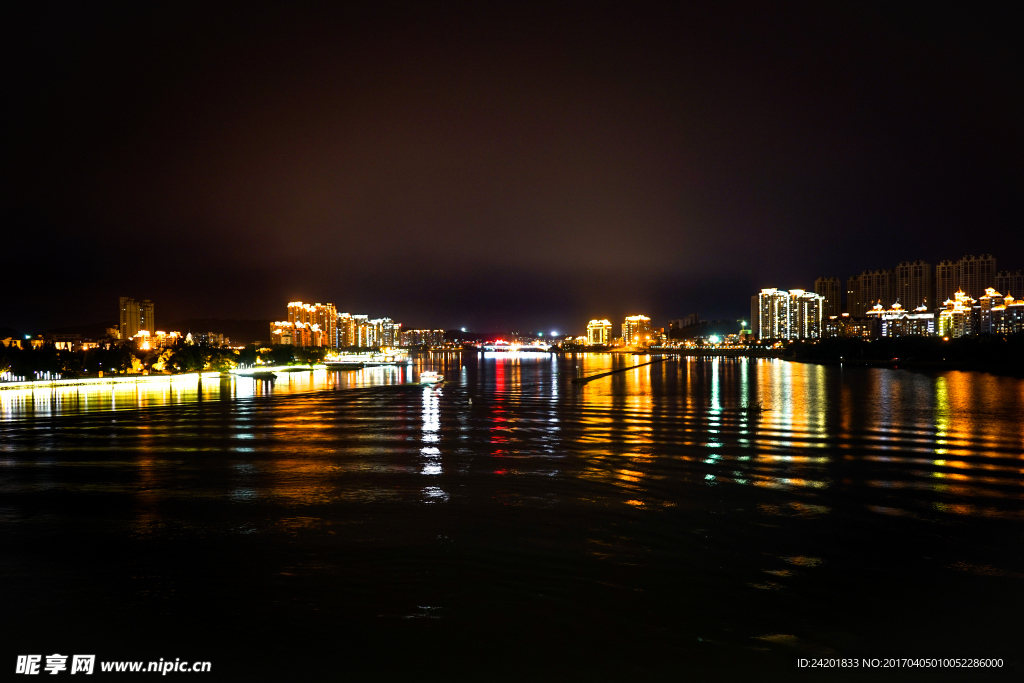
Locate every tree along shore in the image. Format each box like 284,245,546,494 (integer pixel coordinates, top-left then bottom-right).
0,343,378,379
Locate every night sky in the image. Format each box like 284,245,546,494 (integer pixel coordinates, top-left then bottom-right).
6,3,1023,333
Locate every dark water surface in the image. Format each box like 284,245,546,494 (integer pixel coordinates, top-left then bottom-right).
3,355,1022,681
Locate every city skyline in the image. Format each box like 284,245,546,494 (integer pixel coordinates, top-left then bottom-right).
5,246,1019,343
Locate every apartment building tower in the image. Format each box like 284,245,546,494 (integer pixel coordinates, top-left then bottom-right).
586,319,613,346
814,277,842,318
995,270,1023,296
958,254,997,300
622,315,652,346
893,260,933,310
755,289,824,340
118,297,155,339
936,260,959,306
288,301,338,348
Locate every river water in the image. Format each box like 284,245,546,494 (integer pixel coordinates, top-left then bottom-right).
2,354,1022,680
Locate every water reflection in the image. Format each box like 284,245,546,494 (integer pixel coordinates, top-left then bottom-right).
2,354,1022,520
0,365,427,420
3,352,1024,670
421,387,442,476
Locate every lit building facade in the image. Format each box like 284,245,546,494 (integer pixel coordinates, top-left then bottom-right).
270,321,295,346
119,297,155,339
814,277,842,318
371,318,402,347
586,319,613,346
755,288,824,340
995,270,1022,297
1004,296,1024,334
288,302,337,348
622,315,652,347
352,315,371,347
978,288,1024,335
937,290,976,338
935,260,959,307
271,320,325,347
866,302,935,337
893,260,933,310
756,289,790,340
132,330,184,350
823,314,878,339
194,332,228,347
337,313,355,347
401,329,445,346
845,276,861,317
788,289,825,339
958,254,997,300
852,269,893,316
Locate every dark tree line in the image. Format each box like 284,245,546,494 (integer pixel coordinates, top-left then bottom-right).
789,334,1024,369
1,342,367,379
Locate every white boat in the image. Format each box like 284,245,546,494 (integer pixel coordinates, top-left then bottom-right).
419,371,444,384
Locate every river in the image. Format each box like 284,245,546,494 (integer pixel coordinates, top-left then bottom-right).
2,353,1021,680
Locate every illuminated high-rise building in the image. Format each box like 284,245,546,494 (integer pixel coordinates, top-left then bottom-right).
866,302,934,337
755,288,824,340
1001,295,1024,334
845,276,861,316
119,297,139,339
269,321,296,346
935,260,959,308
860,269,892,313
995,270,1022,297
814,277,841,318
622,315,652,346
750,295,760,338
287,301,338,348
371,318,402,347
937,290,976,338
353,315,371,347
586,319,612,346
139,300,155,335
118,297,155,339
892,260,932,310
756,289,790,340
973,288,1023,335
844,269,894,316
957,254,996,300
788,289,825,339
934,255,998,305
337,313,354,347
401,329,445,346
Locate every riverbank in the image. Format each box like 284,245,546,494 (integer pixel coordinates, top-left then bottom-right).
788,335,1024,376
789,356,1024,376
0,372,221,391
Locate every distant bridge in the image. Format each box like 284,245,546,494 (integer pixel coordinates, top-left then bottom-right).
480,342,551,352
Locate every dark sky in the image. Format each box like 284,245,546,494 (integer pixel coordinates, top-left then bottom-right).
6,2,1023,333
